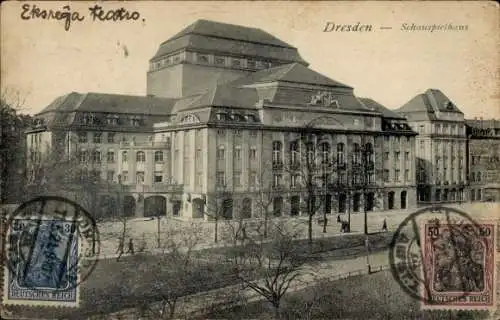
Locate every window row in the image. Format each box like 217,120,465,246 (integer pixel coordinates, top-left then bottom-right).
79,150,165,163
215,112,259,122
215,171,377,188
118,171,165,184
81,113,144,127
271,141,374,166
217,129,258,137
78,132,116,144
383,169,411,182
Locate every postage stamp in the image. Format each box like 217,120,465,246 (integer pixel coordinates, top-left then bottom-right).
420,220,497,310
2,196,100,308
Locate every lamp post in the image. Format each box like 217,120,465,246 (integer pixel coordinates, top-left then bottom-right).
365,235,371,273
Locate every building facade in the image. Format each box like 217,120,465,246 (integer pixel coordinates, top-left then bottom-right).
396,89,468,205
466,119,500,202
26,19,418,220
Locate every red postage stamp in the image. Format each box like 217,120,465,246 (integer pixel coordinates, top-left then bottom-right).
420,221,497,310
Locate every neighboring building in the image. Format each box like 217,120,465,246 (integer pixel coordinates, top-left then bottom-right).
396,89,467,204
466,119,500,202
26,19,418,220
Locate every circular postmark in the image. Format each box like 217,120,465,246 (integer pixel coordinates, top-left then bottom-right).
389,206,488,304
4,196,100,290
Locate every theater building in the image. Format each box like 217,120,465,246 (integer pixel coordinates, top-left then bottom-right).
26,19,417,219
466,119,500,202
396,89,468,204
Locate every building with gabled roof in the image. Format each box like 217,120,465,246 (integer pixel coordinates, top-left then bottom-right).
395,89,467,204
26,19,418,221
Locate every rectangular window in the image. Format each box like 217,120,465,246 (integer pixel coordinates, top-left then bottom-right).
136,171,145,184
78,132,87,143
383,169,390,182
216,171,226,186
273,174,282,188
249,171,257,187
79,150,87,163
154,172,163,183
233,172,242,187
290,175,300,188
93,133,102,144
405,169,410,181
107,151,114,163
217,147,225,160
250,147,257,160
121,171,128,182
234,147,242,160
92,150,101,163
405,152,409,161
395,152,400,161
234,129,242,136
107,132,115,143
395,169,401,182
419,125,424,133
107,170,114,182
217,129,225,136
420,140,424,149
384,152,389,160
154,151,164,162
122,151,128,162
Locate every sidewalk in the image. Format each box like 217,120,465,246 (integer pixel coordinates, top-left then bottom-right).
99,250,389,319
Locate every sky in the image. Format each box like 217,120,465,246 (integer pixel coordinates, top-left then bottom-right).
1,1,498,118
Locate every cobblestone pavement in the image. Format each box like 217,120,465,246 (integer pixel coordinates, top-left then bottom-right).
95,202,500,259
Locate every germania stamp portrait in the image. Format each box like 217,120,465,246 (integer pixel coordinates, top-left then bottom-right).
421,221,497,310
2,196,100,308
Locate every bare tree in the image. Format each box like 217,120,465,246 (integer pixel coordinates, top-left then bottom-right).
0,88,31,204
203,186,233,243
229,222,304,319
132,221,206,319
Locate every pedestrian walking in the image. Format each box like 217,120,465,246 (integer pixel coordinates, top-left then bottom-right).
382,218,388,232
126,238,135,255
116,237,124,260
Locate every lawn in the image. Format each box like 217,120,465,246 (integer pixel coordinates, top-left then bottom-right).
202,270,493,320
3,232,394,319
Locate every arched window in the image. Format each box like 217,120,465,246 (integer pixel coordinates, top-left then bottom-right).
337,143,345,166
180,114,200,124
353,143,361,164
154,151,163,162
272,141,282,164
319,142,330,164
290,141,299,165
136,151,146,162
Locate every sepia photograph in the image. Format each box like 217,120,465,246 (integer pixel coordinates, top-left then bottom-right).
1,1,499,319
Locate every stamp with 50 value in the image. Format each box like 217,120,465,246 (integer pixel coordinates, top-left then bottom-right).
420,220,496,310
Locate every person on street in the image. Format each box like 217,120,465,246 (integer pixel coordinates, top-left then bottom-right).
116,237,124,260
126,237,135,255
382,218,388,232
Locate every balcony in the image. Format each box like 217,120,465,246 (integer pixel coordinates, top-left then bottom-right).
119,140,171,149
115,183,183,193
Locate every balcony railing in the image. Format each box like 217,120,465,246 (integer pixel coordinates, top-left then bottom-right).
114,183,183,193
119,140,171,148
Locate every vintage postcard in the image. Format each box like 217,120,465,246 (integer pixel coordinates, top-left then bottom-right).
1,1,498,319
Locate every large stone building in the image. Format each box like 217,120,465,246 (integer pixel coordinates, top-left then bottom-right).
26,19,418,220
396,89,468,204
466,119,500,202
